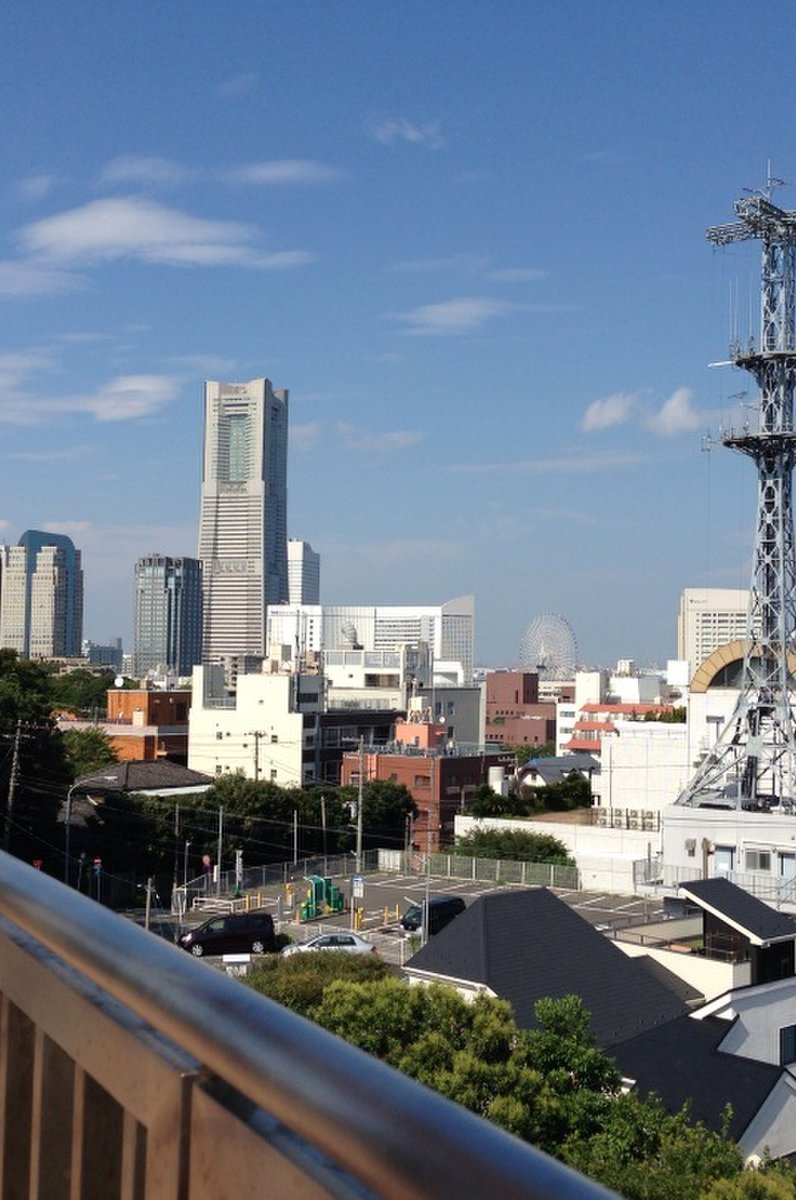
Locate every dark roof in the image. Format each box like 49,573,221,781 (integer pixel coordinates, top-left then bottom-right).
407,888,691,1047
74,760,213,794
519,753,599,785
612,1013,782,1140
680,877,796,945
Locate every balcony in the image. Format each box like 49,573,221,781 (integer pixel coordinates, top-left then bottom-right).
0,852,613,1199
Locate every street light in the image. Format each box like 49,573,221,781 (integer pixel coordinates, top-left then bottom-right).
64,783,77,886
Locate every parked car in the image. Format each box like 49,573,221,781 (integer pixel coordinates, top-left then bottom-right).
281,932,377,958
400,895,466,937
178,910,276,957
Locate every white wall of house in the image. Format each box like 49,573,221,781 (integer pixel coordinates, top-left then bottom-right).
697,976,796,1066
615,940,750,1002
662,804,796,901
739,1073,796,1161
189,666,320,785
595,723,689,815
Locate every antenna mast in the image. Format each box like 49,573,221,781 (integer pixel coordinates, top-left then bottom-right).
678,180,796,810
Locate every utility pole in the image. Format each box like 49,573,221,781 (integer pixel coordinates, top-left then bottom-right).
246,730,266,780
216,806,223,898
355,736,364,873
293,809,298,865
4,720,22,854
145,876,154,931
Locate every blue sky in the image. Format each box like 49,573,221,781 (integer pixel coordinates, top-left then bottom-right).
1,1,795,668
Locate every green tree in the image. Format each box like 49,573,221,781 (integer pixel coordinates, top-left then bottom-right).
247,950,390,1014
48,668,115,717
0,650,69,868
455,827,573,864
61,727,119,780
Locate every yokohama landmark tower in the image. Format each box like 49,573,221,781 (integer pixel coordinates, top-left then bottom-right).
198,378,288,666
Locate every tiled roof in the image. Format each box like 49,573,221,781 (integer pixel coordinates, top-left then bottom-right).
680,877,796,945
612,1013,782,1140
74,760,214,794
407,888,691,1047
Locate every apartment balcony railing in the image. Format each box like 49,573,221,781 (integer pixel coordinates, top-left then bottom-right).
0,851,615,1200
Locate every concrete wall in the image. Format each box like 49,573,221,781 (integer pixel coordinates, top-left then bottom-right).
454,814,660,893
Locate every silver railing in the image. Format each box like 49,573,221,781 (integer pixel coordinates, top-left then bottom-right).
0,852,615,1200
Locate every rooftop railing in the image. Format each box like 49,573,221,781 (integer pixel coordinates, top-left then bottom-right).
0,851,614,1200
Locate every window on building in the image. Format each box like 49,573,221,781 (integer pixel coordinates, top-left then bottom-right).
714,845,735,873
271,734,278,743
414,774,431,788
745,849,772,872
270,769,277,782
780,1025,796,1065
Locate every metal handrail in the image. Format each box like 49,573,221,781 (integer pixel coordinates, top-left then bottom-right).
0,851,615,1200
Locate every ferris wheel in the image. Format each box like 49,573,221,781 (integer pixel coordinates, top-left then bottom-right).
519,613,577,679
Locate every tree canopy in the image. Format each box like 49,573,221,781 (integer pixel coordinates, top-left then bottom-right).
454,827,573,864
244,960,764,1200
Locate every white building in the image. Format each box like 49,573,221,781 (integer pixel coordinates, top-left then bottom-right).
188,664,321,785
287,539,320,605
198,379,289,666
267,595,475,684
677,587,754,675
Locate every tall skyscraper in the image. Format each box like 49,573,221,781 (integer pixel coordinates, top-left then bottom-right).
198,379,288,665
0,530,83,658
133,555,203,677
287,539,320,604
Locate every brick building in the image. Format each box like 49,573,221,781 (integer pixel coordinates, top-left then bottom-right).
341,715,514,851
484,670,557,750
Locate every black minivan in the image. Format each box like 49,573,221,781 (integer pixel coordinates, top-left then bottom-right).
400,895,466,937
178,910,275,957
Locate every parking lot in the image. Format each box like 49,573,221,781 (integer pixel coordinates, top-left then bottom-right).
173,873,668,970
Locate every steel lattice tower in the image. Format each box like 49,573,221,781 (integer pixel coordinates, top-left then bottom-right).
678,187,796,810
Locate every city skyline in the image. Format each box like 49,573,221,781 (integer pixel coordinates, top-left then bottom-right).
2,4,796,666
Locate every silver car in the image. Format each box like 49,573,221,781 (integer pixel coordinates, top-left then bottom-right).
281,932,376,958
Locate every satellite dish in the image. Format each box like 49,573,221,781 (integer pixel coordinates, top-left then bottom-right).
114,675,124,688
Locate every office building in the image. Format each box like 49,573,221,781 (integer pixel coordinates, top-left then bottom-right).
287,539,320,604
133,555,203,677
0,530,83,658
677,587,756,674
198,378,288,666
267,595,475,684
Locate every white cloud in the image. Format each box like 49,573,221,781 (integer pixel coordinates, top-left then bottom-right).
98,156,190,187
390,252,490,275
229,160,342,185
215,72,258,97
645,387,701,436
489,267,547,283
16,197,312,272
0,373,178,425
0,260,80,297
369,117,444,149
290,421,325,451
581,391,638,432
447,451,646,475
392,296,512,336
337,422,424,451
19,197,255,265
41,520,92,535
84,375,179,422
15,174,58,202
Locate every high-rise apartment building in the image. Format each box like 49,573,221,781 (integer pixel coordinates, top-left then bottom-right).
133,555,203,677
677,587,759,673
0,530,83,658
198,379,289,665
287,539,320,605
